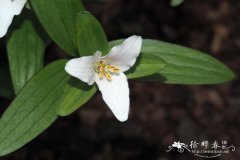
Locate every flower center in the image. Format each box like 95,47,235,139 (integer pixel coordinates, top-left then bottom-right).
94,61,120,80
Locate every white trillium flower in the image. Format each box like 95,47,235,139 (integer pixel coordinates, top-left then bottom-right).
0,0,27,38
65,35,142,122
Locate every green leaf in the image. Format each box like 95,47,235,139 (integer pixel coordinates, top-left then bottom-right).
7,9,45,94
126,55,166,79
170,0,184,7
58,77,97,116
109,39,235,84
30,0,85,56
76,11,108,56
0,60,69,156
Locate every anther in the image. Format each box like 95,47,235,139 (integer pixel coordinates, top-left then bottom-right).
95,61,120,80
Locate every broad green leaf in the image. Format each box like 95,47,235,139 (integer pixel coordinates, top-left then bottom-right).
170,0,184,7
0,60,69,156
30,0,85,56
126,55,166,79
7,9,45,94
109,39,235,84
58,77,97,116
76,11,108,56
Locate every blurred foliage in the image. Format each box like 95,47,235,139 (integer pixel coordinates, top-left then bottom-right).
170,0,184,7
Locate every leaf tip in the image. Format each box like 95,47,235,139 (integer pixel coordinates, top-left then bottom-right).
223,68,236,82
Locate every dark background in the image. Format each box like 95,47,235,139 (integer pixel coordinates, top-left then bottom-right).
1,0,240,159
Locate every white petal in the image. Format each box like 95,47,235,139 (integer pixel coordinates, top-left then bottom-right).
95,72,130,122
65,51,101,85
0,0,27,38
102,35,142,72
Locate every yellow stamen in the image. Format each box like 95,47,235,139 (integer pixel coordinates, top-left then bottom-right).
104,72,112,80
107,65,120,73
98,72,104,79
95,61,120,80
